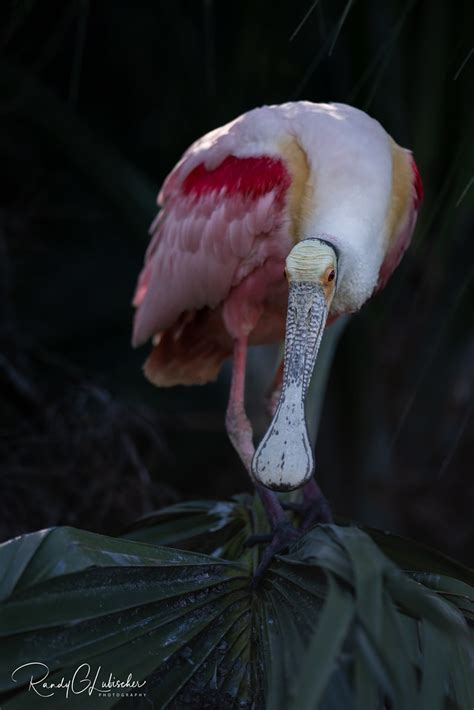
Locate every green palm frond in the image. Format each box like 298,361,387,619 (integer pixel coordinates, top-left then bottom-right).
1,498,472,709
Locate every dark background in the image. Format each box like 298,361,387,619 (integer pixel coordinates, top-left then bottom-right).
1,0,473,563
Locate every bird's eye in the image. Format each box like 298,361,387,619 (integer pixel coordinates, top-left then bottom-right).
327,269,335,283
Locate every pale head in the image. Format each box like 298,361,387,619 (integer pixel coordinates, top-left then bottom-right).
285,237,338,307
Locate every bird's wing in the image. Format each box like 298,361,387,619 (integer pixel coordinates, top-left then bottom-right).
132,153,292,346
377,154,423,291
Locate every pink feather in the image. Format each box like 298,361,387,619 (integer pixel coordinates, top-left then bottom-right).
132,155,291,347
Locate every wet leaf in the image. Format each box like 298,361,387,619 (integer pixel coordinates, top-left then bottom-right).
0,503,473,709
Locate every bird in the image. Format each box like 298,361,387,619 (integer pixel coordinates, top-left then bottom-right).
132,101,423,567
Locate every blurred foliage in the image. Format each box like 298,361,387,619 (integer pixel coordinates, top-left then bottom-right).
0,0,473,565
0,499,473,708
0,340,177,541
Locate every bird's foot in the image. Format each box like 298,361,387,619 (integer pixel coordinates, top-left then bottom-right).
299,492,333,532
247,481,332,586
246,519,300,587
281,481,333,532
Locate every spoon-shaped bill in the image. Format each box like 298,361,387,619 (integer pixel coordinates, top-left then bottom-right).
251,281,329,490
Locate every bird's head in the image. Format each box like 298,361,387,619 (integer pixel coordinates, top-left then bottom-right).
251,237,339,492
285,237,338,307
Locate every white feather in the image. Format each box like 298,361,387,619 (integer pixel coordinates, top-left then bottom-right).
168,101,394,314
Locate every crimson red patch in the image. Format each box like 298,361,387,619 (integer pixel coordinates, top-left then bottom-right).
182,155,290,200
411,157,423,209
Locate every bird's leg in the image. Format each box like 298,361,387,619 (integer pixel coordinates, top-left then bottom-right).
225,336,255,473
277,477,333,531
226,338,298,577
299,477,333,531
279,478,333,529
226,337,287,526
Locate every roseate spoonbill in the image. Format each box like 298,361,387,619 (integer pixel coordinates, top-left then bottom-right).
132,102,422,564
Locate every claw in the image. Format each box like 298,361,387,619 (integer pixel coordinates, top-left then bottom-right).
251,520,300,587
250,480,333,586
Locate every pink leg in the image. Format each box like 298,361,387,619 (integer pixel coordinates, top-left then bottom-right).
226,337,286,528
301,478,333,527
225,337,254,471
279,477,333,530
